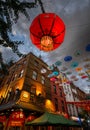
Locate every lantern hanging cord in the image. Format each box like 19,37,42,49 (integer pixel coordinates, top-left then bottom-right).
38,0,45,13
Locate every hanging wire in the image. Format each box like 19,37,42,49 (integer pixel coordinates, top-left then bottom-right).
37,0,46,58
38,0,45,13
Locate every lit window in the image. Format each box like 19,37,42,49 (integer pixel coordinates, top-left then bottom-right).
18,69,24,78
20,91,30,102
23,93,28,98
32,71,37,80
41,76,45,84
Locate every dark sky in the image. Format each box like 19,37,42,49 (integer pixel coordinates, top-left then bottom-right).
0,0,90,93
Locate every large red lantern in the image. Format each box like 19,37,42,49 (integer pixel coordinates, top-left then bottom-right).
30,13,65,52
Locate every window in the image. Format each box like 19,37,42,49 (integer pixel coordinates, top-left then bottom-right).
61,100,65,112
11,76,15,81
41,67,47,73
18,69,24,78
15,74,17,78
13,74,17,80
32,71,37,80
31,87,36,94
53,85,57,94
55,98,58,111
23,60,26,64
30,94,35,102
60,89,62,97
6,76,12,84
34,60,39,66
41,76,45,84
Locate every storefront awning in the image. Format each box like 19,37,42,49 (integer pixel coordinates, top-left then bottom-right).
26,112,80,127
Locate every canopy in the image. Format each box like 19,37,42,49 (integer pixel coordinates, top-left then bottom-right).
26,112,80,127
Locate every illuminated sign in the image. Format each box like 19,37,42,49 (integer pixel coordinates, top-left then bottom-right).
9,121,23,126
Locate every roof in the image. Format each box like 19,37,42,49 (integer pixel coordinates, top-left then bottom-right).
26,112,80,127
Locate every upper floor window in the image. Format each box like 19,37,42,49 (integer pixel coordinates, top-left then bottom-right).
32,71,38,80
53,85,57,94
12,74,17,81
60,89,62,97
6,77,11,84
18,69,24,78
41,76,45,84
31,87,36,94
61,100,65,112
30,94,35,102
23,60,27,64
41,68,47,74
34,60,39,66
15,74,17,78
55,98,58,111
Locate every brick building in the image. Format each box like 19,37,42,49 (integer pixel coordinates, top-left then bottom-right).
0,53,56,129
50,69,68,116
0,53,68,129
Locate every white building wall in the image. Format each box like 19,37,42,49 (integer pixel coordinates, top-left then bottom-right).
62,79,78,117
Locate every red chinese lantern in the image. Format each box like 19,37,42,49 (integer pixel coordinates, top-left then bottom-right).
30,13,65,52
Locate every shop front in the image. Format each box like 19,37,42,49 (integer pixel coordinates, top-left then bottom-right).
6,111,25,130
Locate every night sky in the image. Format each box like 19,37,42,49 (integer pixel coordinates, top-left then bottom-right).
0,0,90,93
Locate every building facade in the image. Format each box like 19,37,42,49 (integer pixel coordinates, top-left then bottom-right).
0,53,69,129
50,68,68,117
66,82,86,119
0,53,56,129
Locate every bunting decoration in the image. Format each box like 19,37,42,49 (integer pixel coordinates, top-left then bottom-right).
67,100,90,112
